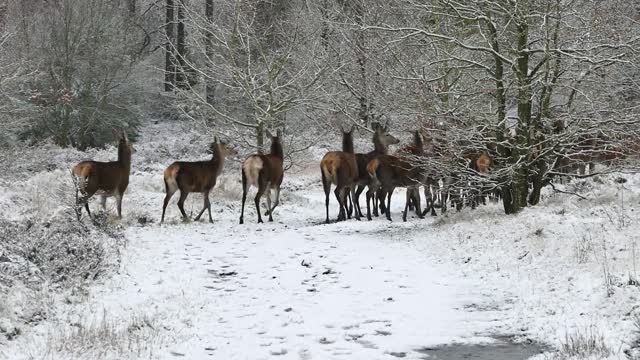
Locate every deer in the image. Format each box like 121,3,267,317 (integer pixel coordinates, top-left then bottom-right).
72,129,133,220
353,123,400,220
239,129,284,224
396,130,428,221
366,130,426,222
161,137,237,223
321,125,360,223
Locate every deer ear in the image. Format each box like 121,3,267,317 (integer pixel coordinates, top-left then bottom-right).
214,136,218,144
349,125,355,133
277,128,283,138
266,129,274,138
122,129,128,142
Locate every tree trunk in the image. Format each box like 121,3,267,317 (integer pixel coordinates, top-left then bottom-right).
205,0,215,104
319,0,330,50
256,121,265,154
128,0,135,15
352,0,369,125
175,0,187,88
510,10,533,213
164,0,176,91
486,18,514,214
528,159,546,205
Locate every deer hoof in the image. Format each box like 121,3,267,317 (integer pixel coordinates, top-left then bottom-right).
239,218,244,225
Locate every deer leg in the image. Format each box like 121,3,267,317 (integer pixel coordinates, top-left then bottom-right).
266,188,273,222
75,190,82,220
115,192,123,219
354,185,365,218
371,189,377,217
78,189,95,219
84,201,92,218
408,188,416,217
346,192,353,219
239,171,248,225
378,189,387,215
266,186,280,221
161,188,176,223
194,192,209,222
402,190,410,222
428,185,437,217
100,195,107,212
335,187,345,221
350,186,360,221
177,191,189,220
269,186,281,214
365,187,373,221
255,182,266,224
206,192,213,223
322,172,331,224
412,188,424,219
385,188,394,221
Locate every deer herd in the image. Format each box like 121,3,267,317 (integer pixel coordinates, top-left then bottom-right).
73,122,617,225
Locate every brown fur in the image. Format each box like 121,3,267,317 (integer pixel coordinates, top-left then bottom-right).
320,126,359,223
240,130,285,224
161,139,237,223
367,130,426,222
353,125,401,219
475,152,493,174
72,130,132,219
367,131,425,222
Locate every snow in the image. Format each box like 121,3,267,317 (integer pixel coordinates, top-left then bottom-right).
1,121,639,359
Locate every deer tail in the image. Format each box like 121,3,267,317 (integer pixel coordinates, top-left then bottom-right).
163,164,179,194
242,156,263,187
320,158,339,185
71,163,92,193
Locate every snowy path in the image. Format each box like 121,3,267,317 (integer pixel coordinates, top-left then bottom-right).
76,186,504,360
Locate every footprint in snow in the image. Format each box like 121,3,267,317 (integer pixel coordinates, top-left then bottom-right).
318,337,334,345
387,351,407,358
356,339,378,349
269,348,288,356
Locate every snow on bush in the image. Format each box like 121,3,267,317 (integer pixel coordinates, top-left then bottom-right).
0,208,123,346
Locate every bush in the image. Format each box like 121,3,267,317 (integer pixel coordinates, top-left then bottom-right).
554,325,611,359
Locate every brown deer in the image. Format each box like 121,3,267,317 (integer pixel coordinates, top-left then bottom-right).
321,125,360,223
353,123,400,219
239,130,284,224
398,131,427,221
161,138,237,223
72,130,133,220
366,130,426,222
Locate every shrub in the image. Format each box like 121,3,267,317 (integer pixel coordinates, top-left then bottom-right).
554,325,611,359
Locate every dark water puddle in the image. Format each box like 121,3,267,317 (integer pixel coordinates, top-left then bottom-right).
416,338,548,360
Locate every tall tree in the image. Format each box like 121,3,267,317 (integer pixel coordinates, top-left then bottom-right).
164,0,176,91
175,0,187,88
205,0,214,104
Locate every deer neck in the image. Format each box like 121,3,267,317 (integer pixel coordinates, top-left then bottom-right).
271,141,284,160
342,136,354,154
118,146,131,172
373,134,388,155
210,150,226,176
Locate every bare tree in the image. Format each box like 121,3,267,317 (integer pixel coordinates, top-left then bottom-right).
362,0,640,214
165,0,176,91
175,0,328,159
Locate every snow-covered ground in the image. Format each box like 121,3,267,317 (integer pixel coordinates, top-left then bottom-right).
1,121,640,359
